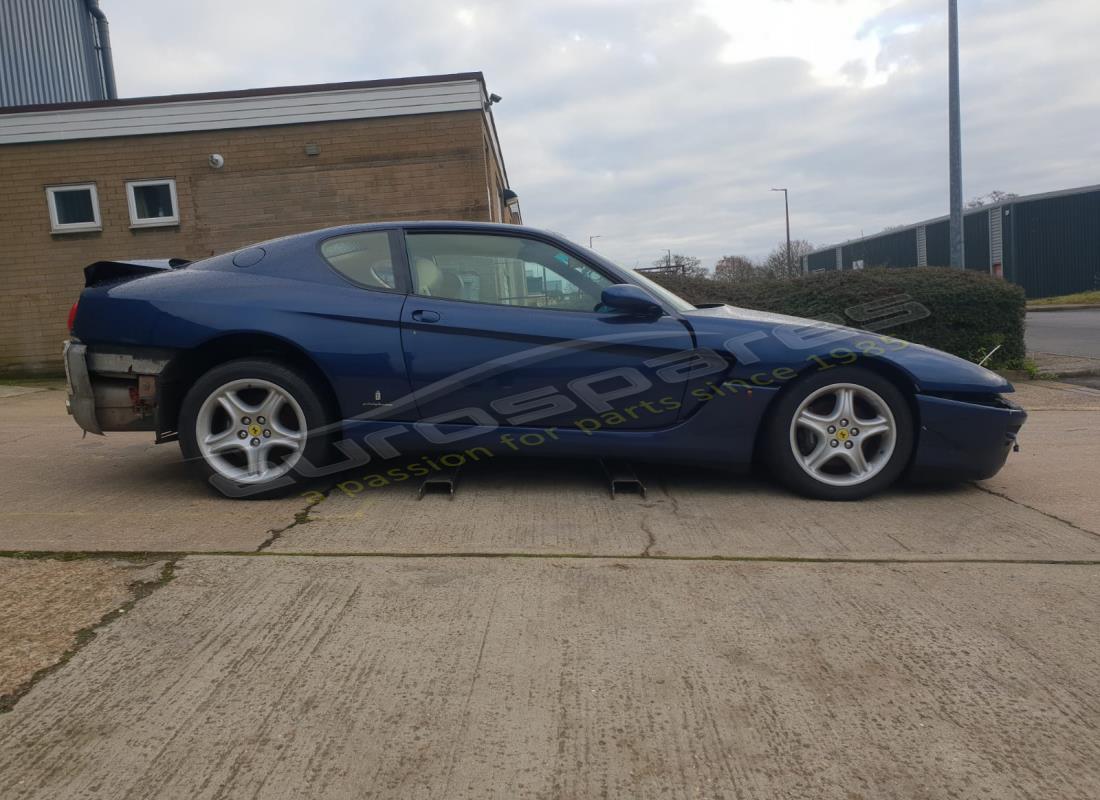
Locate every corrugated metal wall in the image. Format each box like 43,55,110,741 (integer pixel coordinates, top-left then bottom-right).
0,0,106,107
803,187,1100,297
806,249,838,272
925,220,950,266
1007,191,1100,297
964,210,990,272
840,228,918,270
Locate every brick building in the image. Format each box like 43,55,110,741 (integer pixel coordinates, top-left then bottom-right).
0,72,516,374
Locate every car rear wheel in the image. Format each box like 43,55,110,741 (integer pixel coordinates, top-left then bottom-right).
179,359,330,499
764,367,914,500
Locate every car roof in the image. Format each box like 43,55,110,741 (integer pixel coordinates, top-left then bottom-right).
300,220,564,241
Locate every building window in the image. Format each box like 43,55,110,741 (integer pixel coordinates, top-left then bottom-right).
45,184,101,233
125,179,180,227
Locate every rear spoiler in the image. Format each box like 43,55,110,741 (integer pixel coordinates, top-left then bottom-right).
84,258,191,288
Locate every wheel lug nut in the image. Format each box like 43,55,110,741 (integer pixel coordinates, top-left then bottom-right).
241,416,251,425
827,426,836,434
250,438,260,447
257,416,266,425
830,439,839,447
840,418,849,427
237,430,247,439
851,427,859,436
844,441,854,449
263,430,271,438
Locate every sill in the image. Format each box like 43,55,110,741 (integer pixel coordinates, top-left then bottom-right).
50,226,102,234
129,220,180,230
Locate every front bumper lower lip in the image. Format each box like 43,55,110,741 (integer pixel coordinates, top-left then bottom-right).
910,393,1027,482
63,340,103,435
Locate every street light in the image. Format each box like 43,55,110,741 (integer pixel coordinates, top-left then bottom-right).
771,188,793,274
588,235,602,249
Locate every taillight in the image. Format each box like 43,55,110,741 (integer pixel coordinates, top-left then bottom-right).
67,299,79,333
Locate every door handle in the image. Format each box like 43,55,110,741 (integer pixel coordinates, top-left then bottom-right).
411,309,441,323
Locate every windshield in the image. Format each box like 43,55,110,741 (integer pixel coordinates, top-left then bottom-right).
625,268,698,313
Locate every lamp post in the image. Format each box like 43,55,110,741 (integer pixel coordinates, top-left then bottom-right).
588,235,601,249
948,0,965,268
771,188,792,274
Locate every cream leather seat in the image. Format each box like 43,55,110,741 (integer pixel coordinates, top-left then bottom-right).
413,257,464,299
413,258,442,296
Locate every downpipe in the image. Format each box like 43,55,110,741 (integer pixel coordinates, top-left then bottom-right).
85,0,118,100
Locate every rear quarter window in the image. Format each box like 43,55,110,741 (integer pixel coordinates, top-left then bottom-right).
321,232,399,291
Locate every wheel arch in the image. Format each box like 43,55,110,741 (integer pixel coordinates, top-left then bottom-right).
158,332,340,435
750,356,922,467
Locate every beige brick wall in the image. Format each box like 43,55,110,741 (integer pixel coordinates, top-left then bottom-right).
0,110,499,374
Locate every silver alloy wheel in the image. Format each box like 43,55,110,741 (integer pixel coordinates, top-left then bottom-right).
789,382,897,488
195,378,307,484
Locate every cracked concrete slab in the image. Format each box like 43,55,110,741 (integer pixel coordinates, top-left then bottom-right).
979,381,1100,535
0,557,165,702
2,381,1097,560
266,458,1100,560
0,555,1096,799
0,390,304,552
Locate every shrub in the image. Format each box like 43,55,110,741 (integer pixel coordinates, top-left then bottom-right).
650,267,1026,369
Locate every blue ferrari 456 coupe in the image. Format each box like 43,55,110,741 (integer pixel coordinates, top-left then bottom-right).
64,221,1026,500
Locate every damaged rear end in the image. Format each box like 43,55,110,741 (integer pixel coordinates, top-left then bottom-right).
64,258,189,437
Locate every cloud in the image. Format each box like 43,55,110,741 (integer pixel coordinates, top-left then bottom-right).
102,0,1100,267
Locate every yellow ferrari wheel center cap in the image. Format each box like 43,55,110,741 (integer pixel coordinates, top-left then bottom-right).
837,429,850,441
248,424,262,437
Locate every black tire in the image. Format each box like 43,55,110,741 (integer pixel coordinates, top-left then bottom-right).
178,359,331,499
763,367,915,501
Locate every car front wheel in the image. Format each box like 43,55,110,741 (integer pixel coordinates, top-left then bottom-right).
765,367,914,500
178,359,330,499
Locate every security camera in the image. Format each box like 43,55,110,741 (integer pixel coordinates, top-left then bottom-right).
209,153,225,169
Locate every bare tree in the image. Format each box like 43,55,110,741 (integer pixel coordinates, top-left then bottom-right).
967,190,1018,209
762,239,815,278
714,255,759,281
650,253,706,278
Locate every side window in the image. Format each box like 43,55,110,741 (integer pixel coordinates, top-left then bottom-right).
125,179,179,227
321,232,397,290
46,183,101,233
406,233,615,312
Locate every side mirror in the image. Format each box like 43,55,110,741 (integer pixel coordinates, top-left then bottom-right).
600,284,663,317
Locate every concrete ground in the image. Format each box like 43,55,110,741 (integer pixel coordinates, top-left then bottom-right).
1,380,1098,798
0,558,164,702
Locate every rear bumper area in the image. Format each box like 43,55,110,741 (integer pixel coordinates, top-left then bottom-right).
63,340,102,435
63,340,171,434
909,393,1028,482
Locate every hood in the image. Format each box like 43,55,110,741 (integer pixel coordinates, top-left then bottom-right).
681,304,1013,395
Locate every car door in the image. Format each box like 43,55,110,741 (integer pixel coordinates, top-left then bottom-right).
311,228,416,420
397,229,695,431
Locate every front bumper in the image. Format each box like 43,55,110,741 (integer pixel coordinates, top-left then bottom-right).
910,393,1028,482
63,340,103,435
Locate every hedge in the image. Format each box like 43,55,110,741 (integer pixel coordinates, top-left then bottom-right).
650,267,1027,369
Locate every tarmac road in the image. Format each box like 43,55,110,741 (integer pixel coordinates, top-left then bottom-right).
1027,308,1100,358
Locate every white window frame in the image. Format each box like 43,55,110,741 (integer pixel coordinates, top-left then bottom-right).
45,183,101,233
125,178,180,228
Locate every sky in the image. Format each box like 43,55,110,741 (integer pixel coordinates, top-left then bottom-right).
102,0,1100,270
